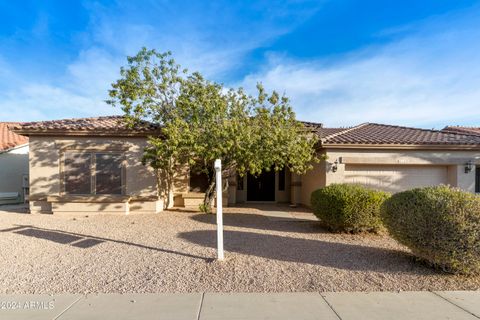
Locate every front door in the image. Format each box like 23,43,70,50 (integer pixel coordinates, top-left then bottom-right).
247,171,275,201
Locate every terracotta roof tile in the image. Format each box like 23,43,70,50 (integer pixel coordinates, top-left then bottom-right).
442,126,480,136
301,121,350,138
321,123,480,146
0,122,29,152
10,116,160,136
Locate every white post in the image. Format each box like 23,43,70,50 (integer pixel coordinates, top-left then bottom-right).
214,159,224,260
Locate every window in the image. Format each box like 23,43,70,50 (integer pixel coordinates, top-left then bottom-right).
96,154,123,194
476,166,480,193
64,152,123,195
64,153,92,194
278,168,285,191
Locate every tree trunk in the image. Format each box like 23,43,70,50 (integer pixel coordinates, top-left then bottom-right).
201,171,230,214
155,167,173,210
202,179,216,213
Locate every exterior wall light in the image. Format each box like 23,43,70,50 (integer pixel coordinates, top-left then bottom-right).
465,160,473,173
331,160,338,173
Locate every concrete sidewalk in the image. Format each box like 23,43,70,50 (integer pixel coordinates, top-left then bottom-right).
0,291,479,320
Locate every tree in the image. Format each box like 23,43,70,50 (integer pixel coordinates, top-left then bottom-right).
108,47,320,212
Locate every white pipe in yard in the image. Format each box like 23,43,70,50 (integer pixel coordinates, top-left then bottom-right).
214,159,224,260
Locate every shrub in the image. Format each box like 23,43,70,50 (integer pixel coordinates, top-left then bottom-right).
310,183,390,233
381,185,480,275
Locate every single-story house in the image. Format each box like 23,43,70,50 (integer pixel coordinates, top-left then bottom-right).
442,126,480,136
0,122,29,204
11,116,480,214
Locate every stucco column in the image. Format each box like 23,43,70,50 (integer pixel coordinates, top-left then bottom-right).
227,175,237,205
451,164,476,192
290,173,302,206
325,161,345,186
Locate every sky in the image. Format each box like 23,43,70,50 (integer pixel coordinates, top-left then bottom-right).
1,0,480,129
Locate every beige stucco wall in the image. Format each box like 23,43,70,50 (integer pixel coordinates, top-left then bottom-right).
28,136,158,213
299,162,326,206
299,148,480,206
0,144,29,203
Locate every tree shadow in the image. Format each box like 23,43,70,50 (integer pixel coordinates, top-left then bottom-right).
179,230,437,275
190,213,325,234
1,225,209,261
229,203,314,213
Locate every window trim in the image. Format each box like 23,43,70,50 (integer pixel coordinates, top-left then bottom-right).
60,150,126,196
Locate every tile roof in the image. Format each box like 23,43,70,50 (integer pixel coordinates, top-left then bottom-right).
0,122,29,152
9,116,480,147
442,126,480,136
301,121,350,138
320,123,480,146
9,116,160,136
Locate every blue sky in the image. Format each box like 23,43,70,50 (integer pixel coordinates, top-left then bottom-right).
1,0,480,128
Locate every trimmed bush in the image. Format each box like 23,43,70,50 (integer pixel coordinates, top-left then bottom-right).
381,185,480,275
311,183,390,233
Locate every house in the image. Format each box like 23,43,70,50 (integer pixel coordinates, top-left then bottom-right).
442,126,480,136
0,123,29,204
11,116,480,214
295,123,480,205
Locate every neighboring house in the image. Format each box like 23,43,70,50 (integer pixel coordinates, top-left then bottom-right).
0,123,29,204
11,116,480,214
442,125,480,136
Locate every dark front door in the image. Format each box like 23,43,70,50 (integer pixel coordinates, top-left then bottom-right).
247,171,275,201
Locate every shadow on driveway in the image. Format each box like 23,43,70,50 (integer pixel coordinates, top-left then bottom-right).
0,225,210,261
179,229,433,274
190,213,324,234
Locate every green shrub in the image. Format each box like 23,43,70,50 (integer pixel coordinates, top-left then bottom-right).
311,183,390,233
381,185,480,275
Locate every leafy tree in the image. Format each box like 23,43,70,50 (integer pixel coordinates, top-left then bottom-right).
108,48,319,212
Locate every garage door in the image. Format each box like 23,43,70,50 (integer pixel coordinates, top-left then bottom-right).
344,165,448,193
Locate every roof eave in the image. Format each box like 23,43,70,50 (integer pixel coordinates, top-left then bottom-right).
320,143,480,150
0,142,29,154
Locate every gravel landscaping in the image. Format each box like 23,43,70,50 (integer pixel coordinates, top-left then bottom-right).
0,205,479,293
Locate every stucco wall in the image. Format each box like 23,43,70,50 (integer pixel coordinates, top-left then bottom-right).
28,136,158,213
0,144,29,202
299,148,480,206
300,161,326,206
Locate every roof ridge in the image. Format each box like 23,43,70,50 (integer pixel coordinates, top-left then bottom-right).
371,122,480,140
366,122,443,133
19,115,124,124
444,125,480,129
321,123,369,142
364,122,478,136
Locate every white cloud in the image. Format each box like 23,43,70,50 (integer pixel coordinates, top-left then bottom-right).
0,47,121,121
238,8,480,128
0,1,322,121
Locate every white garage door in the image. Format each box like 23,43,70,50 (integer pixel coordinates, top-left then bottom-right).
344,165,448,193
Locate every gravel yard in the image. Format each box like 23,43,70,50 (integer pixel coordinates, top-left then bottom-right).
0,205,478,293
